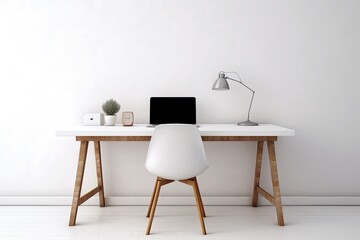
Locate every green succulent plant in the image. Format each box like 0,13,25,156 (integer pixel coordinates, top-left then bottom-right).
102,99,120,115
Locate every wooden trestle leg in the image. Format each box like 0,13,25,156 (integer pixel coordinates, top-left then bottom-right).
267,141,284,226
69,140,106,226
252,141,264,207
251,140,285,226
69,141,89,226
94,141,105,207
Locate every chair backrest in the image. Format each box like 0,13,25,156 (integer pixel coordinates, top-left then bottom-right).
145,124,208,180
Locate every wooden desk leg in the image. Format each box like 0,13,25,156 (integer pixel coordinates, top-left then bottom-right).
267,141,285,226
252,141,264,207
94,141,105,207
69,141,89,226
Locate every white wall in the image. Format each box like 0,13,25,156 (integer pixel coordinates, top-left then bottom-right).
0,0,359,205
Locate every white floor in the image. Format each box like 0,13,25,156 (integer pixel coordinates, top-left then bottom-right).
0,206,360,240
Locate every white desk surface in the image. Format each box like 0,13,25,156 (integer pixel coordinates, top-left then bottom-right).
56,124,295,137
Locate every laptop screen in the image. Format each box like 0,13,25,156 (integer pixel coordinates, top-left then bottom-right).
150,97,196,125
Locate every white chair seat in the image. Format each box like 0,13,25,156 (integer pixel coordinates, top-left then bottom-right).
145,124,208,180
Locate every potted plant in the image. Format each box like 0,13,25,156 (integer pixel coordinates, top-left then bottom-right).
102,99,121,126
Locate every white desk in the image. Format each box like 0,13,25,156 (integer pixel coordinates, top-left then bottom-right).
56,124,295,226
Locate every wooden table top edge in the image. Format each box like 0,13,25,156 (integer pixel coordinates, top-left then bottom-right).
75,136,279,141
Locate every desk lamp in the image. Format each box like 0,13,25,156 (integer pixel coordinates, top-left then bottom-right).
212,71,258,126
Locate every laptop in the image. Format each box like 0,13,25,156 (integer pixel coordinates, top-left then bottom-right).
148,97,196,126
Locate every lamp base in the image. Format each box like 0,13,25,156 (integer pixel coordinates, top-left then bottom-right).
237,120,258,126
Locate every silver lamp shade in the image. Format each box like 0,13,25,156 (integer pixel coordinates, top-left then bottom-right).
212,73,230,90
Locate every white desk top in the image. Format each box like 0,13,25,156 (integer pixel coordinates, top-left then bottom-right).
56,124,295,137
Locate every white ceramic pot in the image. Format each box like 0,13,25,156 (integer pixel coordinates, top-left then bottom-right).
105,115,116,126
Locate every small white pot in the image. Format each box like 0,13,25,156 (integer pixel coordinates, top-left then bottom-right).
104,115,117,126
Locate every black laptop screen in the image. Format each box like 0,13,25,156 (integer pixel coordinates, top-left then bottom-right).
150,97,196,125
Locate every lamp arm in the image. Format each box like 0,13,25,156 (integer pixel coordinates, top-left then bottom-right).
225,76,255,92
226,76,256,121
247,91,255,121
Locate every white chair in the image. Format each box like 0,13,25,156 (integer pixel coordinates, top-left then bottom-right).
145,124,209,235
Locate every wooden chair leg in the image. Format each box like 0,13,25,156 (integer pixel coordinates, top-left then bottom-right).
191,179,207,235
94,141,105,207
180,178,207,235
146,179,161,235
252,141,264,207
267,141,285,226
146,177,159,217
194,178,206,217
147,178,204,235
69,141,88,226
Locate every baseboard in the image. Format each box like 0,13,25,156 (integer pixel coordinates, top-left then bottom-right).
1,196,360,206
